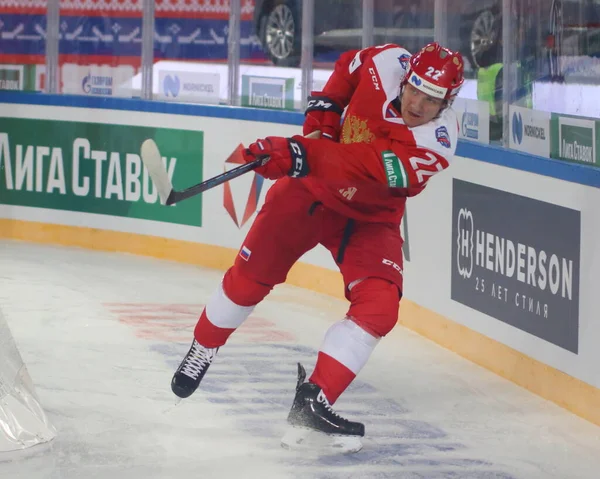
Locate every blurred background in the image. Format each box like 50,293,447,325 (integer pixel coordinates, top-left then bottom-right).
1,0,599,155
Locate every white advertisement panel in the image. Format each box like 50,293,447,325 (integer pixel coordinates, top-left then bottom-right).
130,61,330,108
157,70,221,104
452,97,490,145
509,105,551,157
62,64,134,98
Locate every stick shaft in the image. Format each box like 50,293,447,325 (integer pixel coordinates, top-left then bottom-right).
166,157,264,205
152,131,320,206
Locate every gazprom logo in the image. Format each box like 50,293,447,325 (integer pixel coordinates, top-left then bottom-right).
512,111,523,144
163,75,180,97
456,208,474,279
410,75,422,86
81,73,91,93
462,111,479,140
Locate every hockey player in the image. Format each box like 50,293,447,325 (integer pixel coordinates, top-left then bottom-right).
171,42,464,452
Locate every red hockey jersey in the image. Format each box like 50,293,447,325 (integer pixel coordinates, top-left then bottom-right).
300,44,459,223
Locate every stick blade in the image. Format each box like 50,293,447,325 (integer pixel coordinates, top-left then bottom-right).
140,139,173,205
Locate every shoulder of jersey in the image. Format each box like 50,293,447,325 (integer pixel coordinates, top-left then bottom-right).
370,44,411,64
410,107,459,158
370,44,412,79
349,43,412,78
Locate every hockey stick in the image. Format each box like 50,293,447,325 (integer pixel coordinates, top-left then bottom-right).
140,131,321,206
140,138,264,205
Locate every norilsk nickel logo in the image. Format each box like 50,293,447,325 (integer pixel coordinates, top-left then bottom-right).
163,75,181,97
451,179,580,353
512,111,524,144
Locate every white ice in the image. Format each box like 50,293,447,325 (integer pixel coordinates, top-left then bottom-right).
1,240,599,479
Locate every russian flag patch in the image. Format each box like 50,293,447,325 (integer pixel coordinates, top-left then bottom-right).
239,246,252,261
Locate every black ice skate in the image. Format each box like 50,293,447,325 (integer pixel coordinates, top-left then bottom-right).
281,363,364,454
171,339,218,399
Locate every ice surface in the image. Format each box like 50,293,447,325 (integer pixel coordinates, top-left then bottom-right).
1,240,599,479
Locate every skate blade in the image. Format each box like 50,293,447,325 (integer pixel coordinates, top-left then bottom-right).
281,427,363,454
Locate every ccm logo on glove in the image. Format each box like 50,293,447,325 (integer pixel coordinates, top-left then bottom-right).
305,95,344,115
304,93,344,141
243,136,309,180
307,99,333,110
288,139,308,178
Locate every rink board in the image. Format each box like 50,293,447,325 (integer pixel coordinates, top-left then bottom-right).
0,94,598,427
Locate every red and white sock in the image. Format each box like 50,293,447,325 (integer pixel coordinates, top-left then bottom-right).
309,318,380,404
194,282,255,348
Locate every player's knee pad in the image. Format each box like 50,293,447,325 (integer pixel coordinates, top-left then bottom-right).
222,265,273,307
347,277,400,338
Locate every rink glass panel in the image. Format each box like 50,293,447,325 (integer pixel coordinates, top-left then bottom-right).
0,0,598,155
57,0,143,98
0,0,47,93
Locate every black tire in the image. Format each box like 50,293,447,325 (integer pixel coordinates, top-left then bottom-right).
469,8,502,68
259,0,301,67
